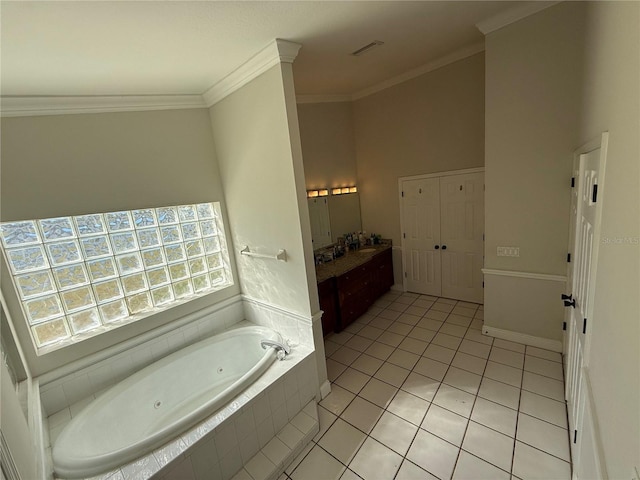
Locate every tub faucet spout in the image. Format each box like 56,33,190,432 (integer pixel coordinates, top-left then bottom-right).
260,339,291,360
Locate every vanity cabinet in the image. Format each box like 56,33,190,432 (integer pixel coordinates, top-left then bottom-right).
318,247,393,335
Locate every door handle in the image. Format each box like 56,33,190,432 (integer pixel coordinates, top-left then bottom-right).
564,299,576,308
434,245,440,249
561,294,572,300
441,245,447,250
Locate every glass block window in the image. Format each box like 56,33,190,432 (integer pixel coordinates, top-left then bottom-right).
1,203,233,354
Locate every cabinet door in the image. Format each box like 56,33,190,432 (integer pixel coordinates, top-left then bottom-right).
401,177,441,296
439,172,484,303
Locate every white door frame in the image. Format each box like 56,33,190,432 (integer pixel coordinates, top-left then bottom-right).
399,167,485,294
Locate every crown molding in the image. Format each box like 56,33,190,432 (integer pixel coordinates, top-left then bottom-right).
0,95,206,117
296,94,352,104
203,38,302,107
351,41,485,101
476,1,561,35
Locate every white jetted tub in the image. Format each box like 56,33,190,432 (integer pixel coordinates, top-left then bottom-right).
52,325,284,479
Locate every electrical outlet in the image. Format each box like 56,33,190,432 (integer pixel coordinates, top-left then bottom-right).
497,246,520,257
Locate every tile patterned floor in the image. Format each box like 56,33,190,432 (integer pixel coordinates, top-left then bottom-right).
281,292,571,480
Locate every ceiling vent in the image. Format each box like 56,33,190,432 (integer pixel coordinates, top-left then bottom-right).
350,40,384,56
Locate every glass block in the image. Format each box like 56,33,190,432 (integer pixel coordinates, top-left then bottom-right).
188,257,207,276
87,257,117,281
45,240,82,266
74,214,106,236
185,240,204,258
121,273,148,295
172,279,193,299
168,262,189,281
146,267,169,288
196,203,215,220
156,206,179,225
192,274,211,293
160,225,182,244
68,308,102,335
203,237,221,254
177,205,197,222
61,286,96,313
136,228,161,249
16,271,56,299
209,269,226,286
116,252,143,275
164,244,186,264
80,235,112,259
141,247,165,268
53,264,89,291
206,253,222,270
151,285,174,307
199,220,217,237
1,220,41,247
93,279,123,304
181,222,200,241
99,300,129,323
39,217,76,242
32,318,70,347
133,209,157,228
105,211,133,232
110,232,138,254
6,245,50,274
24,294,63,324
126,292,152,314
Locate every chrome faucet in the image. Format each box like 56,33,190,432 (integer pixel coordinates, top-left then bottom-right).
260,339,291,360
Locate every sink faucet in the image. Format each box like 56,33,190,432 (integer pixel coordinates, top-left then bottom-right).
260,339,291,360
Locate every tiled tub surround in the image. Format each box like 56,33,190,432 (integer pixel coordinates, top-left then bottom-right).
38,295,319,479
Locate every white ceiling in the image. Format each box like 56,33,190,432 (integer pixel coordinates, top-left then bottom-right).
1,1,533,99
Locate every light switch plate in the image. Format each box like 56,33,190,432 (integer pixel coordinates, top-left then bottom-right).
497,246,520,257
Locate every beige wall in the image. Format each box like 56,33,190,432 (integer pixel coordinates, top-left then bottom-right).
353,52,485,245
0,109,241,375
485,3,585,276
209,64,319,318
297,101,357,190
578,2,639,477
485,2,639,477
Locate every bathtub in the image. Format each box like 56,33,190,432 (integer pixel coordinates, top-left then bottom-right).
52,325,283,479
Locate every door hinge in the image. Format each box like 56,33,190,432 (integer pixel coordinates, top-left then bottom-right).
404,271,407,278
401,191,404,197
563,321,567,331
567,253,571,263
574,429,578,444
592,184,598,203
571,177,575,188
583,318,587,334
482,281,484,288
403,232,406,239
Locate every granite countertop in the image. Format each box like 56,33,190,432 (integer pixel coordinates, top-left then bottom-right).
315,243,392,283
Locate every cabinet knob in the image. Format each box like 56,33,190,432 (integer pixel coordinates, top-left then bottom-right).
434,245,440,249
441,245,447,250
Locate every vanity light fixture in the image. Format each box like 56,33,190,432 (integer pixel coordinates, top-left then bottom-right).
332,186,358,195
307,189,329,198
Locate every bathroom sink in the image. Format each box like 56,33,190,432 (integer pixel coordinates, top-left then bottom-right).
359,248,376,253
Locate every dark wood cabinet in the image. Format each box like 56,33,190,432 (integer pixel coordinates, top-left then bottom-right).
318,248,393,335
318,277,338,335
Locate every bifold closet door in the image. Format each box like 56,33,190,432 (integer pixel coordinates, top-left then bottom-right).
402,177,442,296
401,171,484,303
439,173,484,304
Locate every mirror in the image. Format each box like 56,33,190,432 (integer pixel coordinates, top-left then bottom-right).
308,193,362,249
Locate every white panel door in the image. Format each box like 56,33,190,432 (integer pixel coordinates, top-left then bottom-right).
439,172,485,303
402,178,441,296
564,134,607,479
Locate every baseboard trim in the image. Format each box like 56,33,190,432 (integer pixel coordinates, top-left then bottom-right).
319,380,332,400
483,326,563,352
